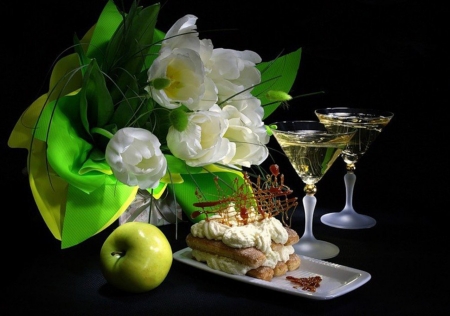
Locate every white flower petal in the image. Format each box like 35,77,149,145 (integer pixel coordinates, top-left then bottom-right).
106,128,167,189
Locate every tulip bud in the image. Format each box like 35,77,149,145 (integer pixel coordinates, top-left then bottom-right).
266,124,277,136
265,90,292,102
169,108,189,132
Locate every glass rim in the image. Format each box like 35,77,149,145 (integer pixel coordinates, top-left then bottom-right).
314,107,394,118
270,120,356,136
270,120,320,125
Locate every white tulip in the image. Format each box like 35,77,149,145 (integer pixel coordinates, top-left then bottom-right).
223,125,269,167
161,14,214,65
208,48,261,81
105,128,167,189
221,104,269,167
160,14,201,55
224,96,270,144
206,48,262,102
146,48,216,110
167,105,235,166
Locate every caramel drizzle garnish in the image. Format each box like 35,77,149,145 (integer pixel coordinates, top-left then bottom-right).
191,164,298,227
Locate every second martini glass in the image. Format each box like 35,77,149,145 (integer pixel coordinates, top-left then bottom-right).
315,107,394,229
271,120,355,260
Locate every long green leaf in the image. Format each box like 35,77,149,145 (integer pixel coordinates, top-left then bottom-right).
86,0,124,62
80,59,114,132
104,2,161,103
253,48,302,119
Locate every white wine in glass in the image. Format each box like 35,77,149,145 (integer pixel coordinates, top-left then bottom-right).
315,107,394,229
271,120,356,260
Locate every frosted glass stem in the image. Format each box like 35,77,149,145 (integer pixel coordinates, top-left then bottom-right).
302,194,317,240
344,172,357,212
320,170,376,229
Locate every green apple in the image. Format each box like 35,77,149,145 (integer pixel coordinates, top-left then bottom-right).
100,222,173,293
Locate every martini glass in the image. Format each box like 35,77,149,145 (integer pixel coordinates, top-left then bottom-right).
315,107,394,229
271,120,356,260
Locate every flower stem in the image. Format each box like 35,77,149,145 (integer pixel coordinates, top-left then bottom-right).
91,127,114,140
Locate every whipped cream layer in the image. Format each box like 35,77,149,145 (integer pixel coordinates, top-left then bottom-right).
191,249,253,275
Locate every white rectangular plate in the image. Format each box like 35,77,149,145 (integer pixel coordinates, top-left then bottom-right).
173,247,371,300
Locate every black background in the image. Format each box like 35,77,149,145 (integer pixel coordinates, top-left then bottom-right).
2,0,449,314
4,0,447,215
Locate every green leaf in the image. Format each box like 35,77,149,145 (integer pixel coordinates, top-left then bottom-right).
108,80,154,129
146,104,172,142
86,0,124,63
103,2,161,103
79,59,114,132
253,48,302,119
72,35,90,77
166,155,203,174
144,28,166,67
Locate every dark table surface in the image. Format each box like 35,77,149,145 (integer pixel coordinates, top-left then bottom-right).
2,187,448,315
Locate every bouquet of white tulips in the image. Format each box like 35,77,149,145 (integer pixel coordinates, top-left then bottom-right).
8,0,301,248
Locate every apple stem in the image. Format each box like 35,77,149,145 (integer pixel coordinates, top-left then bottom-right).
111,251,125,257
